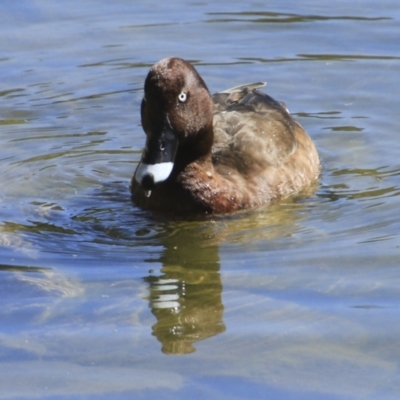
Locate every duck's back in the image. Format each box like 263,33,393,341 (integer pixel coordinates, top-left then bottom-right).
211,84,319,201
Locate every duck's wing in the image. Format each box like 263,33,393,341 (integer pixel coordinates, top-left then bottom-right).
212,82,266,112
212,87,298,175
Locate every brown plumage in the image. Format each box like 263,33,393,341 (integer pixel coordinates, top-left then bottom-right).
131,57,320,214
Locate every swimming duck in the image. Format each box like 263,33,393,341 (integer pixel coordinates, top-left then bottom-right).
131,57,319,214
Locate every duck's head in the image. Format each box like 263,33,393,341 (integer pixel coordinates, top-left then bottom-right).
134,58,214,194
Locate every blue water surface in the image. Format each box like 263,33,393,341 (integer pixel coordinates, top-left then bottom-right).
1,1,400,399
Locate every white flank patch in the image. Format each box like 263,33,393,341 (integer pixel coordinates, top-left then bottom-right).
135,161,174,185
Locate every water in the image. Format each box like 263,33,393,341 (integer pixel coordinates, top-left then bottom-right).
1,0,400,399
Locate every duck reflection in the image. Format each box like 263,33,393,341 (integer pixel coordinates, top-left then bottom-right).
141,197,317,355
143,224,225,355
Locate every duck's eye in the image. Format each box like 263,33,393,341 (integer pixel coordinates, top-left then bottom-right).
178,91,187,103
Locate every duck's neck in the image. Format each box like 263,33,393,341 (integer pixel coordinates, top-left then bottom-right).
174,125,214,173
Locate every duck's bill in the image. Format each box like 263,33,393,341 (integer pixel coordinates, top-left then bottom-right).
134,125,178,191
135,161,174,190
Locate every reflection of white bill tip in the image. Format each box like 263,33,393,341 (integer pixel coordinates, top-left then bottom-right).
135,161,174,185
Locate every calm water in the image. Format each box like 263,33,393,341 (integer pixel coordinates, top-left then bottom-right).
1,1,400,399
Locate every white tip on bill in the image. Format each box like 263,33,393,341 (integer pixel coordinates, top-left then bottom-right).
134,161,174,185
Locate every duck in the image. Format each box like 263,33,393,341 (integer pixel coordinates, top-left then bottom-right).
131,57,320,214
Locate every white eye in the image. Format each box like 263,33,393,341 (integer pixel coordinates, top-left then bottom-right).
178,91,187,103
